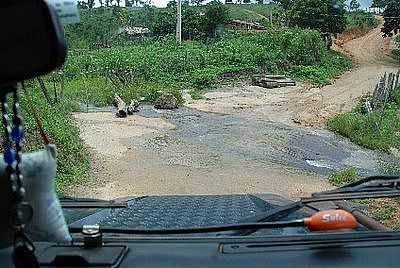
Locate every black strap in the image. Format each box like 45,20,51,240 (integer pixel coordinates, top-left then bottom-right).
12,231,39,268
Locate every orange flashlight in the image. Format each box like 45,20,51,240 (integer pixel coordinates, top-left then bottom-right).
304,209,358,231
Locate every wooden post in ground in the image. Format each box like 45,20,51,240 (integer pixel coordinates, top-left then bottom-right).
115,94,127,118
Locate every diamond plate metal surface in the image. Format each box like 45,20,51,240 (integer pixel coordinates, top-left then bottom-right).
97,195,269,229
66,194,310,236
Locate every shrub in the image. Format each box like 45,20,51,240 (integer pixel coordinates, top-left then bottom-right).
64,28,348,92
329,168,359,186
20,89,90,193
327,100,400,151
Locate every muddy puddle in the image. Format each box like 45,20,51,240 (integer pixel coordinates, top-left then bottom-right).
70,104,399,200
136,105,399,177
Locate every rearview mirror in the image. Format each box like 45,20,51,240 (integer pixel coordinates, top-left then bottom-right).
0,0,67,89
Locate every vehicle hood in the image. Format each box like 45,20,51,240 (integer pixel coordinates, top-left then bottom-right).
64,193,317,236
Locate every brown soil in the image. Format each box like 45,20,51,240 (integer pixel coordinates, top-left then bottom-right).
290,22,397,126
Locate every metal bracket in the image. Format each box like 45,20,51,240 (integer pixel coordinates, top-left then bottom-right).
82,225,103,248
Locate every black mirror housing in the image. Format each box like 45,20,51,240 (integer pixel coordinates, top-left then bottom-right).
0,0,67,89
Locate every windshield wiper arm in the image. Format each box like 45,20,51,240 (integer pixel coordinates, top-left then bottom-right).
233,176,400,236
59,196,128,208
313,176,400,196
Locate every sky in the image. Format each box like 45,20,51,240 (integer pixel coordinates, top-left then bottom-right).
152,0,171,8
345,0,373,9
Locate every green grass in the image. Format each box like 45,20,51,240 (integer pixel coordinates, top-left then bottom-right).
329,168,359,186
328,169,400,230
327,93,400,152
20,88,90,193
63,76,183,108
227,3,282,26
289,50,352,85
326,88,400,230
64,29,351,97
188,90,206,100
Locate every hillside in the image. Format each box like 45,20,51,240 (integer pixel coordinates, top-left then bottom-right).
226,3,281,24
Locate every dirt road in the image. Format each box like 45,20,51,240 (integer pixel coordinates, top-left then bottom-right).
68,25,399,200
290,24,398,126
188,23,398,126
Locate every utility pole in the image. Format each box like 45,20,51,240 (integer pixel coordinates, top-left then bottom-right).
176,0,182,45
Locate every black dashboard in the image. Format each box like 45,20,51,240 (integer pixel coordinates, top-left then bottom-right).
1,232,400,267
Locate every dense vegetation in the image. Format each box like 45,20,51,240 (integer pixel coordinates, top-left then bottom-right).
327,87,400,152
227,3,282,26
289,0,347,34
64,29,351,93
65,1,230,48
20,87,90,192
372,0,400,37
345,10,379,32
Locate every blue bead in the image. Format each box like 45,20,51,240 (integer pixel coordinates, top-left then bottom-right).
11,127,23,142
4,148,16,165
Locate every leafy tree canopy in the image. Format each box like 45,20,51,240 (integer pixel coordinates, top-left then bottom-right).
273,0,295,10
371,0,389,8
289,0,347,34
349,0,360,10
381,0,400,37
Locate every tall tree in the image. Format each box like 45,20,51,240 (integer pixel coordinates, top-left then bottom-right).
273,0,294,10
381,0,400,37
87,0,95,8
191,0,206,6
124,0,132,7
349,0,360,10
273,0,294,25
289,0,346,34
371,0,388,8
78,1,89,9
203,0,230,37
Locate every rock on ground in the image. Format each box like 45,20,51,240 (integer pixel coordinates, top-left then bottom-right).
154,93,178,110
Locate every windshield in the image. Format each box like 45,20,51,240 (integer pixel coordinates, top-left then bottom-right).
21,0,400,233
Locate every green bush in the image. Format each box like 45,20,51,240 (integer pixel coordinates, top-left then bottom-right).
290,50,352,85
64,76,182,107
329,168,359,186
393,48,400,60
64,28,350,94
20,89,90,193
327,100,400,151
289,0,347,34
345,10,379,32
227,3,282,26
